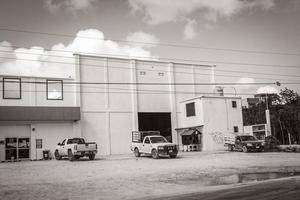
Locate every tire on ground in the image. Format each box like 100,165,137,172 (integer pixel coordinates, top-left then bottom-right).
151,149,159,159
242,146,248,153
68,150,75,161
89,154,95,160
134,148,140,157
170,154,177,158
55,150,61,160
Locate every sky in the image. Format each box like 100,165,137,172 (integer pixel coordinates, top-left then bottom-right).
0,0,300,96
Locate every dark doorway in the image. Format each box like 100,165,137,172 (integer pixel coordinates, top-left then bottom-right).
138,112,172,142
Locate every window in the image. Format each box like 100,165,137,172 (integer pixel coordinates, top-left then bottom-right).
47,80,63,100
158,72,164,76
232,101,237,108
139,71,146,75
186,102,195,117
3,78,21,99
234,126,239,133
144,138,150,144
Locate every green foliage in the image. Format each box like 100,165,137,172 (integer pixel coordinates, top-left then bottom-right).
243,88,300,144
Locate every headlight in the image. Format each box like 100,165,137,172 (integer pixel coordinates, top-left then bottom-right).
158,146,164,150
246,143,253,147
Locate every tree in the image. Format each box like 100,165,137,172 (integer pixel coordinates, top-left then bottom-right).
243,88,300,144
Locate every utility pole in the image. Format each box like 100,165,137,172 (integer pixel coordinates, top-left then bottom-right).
265,94,271,137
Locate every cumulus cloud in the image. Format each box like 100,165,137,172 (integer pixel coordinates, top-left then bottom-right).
0,29,156,78
257,86,279,94
184,19,197,39
126,31,159,48
235,77,256,93
128,0,275,38
44,0,96,14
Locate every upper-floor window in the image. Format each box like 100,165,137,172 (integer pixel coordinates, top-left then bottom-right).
47,80,63,100
3,78,21,99
234,126,239,133
232,101,237,108
186,102,196,117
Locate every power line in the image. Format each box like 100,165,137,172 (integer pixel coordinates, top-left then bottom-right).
1,27,300,57
3,80,297,85
0,55,299,82
1,43,300,69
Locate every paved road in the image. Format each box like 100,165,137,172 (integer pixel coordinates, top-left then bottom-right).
145,176,300,200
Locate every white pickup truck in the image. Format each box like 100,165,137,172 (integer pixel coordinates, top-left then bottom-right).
54,138,98,161
130,131,178,159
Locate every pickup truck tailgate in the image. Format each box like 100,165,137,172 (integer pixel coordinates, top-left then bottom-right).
76,143,97,151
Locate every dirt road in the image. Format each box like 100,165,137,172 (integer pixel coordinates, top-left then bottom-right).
0,151,300,200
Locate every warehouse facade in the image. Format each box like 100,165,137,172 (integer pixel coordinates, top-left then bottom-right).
0,55,216,160
76,54,215,155
0,75,81,161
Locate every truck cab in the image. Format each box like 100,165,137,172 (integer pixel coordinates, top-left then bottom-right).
55,138,98,161
228,135,264,153
130,131,178,159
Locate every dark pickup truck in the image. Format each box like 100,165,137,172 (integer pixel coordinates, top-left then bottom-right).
227,135,264,153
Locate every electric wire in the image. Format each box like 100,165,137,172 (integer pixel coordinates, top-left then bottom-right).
1,27,300,56
1,43,300,69
0,55,299,82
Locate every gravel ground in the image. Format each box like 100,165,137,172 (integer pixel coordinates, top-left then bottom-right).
0,151,300,200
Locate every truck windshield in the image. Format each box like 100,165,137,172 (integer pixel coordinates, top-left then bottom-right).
68,138,85,144
150,137,168,143
240,136,257,141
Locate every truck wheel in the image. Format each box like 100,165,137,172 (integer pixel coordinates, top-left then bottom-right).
55,150,61,160
170,155,177,158
68,150,75,161
89,154,95,160
151,149,159,159
242,146,248,153
134,148,140,157
74,155,81,160
228,145,233,151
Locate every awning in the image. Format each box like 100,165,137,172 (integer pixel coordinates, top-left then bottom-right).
181,129,196,136
176,126,203,136
0,106,80,121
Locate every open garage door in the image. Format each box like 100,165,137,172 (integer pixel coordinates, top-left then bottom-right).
138,112,172,142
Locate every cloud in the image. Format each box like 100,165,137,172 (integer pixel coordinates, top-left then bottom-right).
44,0,96,14
126,31,159,48
0,29,156,78
129,0,275,24
128,0,275,38
257,86,279,94
235,77,256,93
184,19,197,39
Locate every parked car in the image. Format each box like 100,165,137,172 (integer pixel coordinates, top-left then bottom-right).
226,135,264,153
130,131,178,159
55,138,97,161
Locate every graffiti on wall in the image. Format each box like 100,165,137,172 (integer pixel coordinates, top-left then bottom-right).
209,131,224,144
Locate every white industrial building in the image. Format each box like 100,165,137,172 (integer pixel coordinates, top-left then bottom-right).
177,96,243,151
0,76,81,161
0,54,245,161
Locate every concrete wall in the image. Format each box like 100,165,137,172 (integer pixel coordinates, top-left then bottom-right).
0,122,77,161
78,55,214,155
179,98,204,128
202,97,243,151
0,76,78,107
